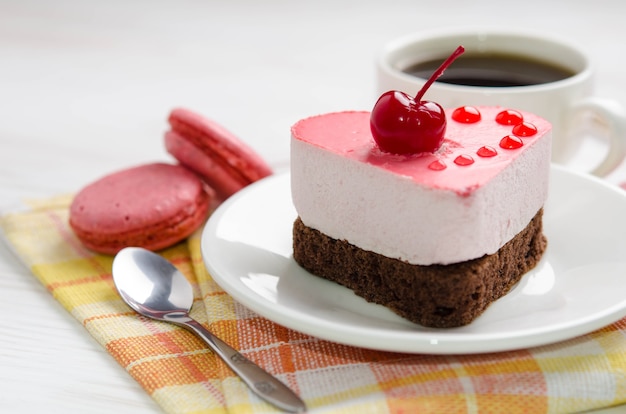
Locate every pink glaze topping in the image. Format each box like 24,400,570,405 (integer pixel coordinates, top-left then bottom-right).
291,106,551,196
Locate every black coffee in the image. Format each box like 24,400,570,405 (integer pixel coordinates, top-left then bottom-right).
403,53,576,87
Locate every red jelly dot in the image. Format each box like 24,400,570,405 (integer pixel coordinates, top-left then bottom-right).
496,109,523,125
428,160,447,171
454,154,474,166
477,146,497,157
512,121,538,137
452,106,482,123
499,135,524,150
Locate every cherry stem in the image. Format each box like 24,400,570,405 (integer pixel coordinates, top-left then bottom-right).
414,45,465,102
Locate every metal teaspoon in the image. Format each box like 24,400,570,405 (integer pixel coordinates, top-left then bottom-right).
112,247,306,413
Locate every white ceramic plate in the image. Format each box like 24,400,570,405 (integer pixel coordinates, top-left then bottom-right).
201,166,626,354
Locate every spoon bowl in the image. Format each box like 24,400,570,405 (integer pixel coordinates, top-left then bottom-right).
113,248,193,317
112,247,306,413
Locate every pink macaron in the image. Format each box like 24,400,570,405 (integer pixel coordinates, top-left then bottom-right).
69,162,211,255
165,108,273,200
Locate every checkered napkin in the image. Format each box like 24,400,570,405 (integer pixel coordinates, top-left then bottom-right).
2,196,626,414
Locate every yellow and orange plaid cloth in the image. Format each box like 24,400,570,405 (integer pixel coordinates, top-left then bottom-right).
2,195,626,414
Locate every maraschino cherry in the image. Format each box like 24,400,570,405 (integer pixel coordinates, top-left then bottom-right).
370,46,465,154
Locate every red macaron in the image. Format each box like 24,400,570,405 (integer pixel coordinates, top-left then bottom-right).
165,108,273,200
69,162,211,255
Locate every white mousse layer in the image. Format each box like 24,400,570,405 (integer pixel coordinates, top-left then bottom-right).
291,108,551,265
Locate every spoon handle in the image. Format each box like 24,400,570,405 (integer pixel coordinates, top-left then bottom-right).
179,317,306,413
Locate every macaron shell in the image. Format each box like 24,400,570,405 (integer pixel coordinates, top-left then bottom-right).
166,108,272,198
165,130,242,199
69,162,211,254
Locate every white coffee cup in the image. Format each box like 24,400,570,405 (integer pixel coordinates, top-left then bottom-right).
376,27,626,176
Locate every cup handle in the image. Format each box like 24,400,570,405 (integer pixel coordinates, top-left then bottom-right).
569,97,626,177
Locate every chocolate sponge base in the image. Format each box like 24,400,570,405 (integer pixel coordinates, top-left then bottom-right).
292,210,547,328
